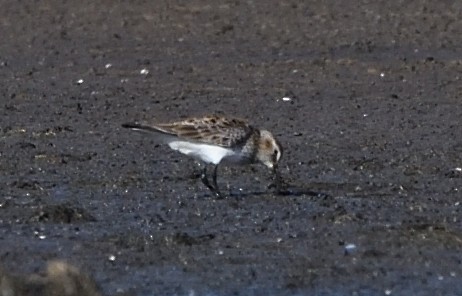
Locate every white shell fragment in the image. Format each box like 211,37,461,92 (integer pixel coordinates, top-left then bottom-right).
345,243,356,251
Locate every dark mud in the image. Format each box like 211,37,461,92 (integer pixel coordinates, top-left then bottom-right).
1,1,462,295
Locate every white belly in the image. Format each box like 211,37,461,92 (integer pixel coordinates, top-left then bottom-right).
168,141,235,164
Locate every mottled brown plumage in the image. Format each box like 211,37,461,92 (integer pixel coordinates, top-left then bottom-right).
150,115,255,148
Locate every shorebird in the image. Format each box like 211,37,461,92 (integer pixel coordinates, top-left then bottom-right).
122,115,283,197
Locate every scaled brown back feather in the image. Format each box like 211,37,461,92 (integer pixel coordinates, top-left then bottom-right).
151,115,255,147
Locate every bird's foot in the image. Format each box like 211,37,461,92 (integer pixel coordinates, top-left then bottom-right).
201,172,223,199
211,188,224,199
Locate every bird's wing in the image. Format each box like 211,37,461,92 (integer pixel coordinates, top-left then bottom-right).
154,115,255,148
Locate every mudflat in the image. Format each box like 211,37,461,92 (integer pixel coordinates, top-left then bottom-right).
1,1,461,295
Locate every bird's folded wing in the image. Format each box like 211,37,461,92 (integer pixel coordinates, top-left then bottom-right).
156,118,254,148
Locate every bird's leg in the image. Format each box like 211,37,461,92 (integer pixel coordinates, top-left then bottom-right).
211,165,222,198
201,166,213,190
201,165,223,198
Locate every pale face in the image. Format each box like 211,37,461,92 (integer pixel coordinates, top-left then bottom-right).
257,130,283,169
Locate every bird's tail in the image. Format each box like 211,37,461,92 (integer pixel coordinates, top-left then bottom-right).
122,122,161,133
121,122,178,143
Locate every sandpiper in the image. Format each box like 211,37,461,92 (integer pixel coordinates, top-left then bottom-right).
122,115,283,197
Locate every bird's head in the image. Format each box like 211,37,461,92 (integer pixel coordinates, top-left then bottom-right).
257,130,283,171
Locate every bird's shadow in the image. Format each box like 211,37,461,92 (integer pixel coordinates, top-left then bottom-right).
192,172,331,200
228,185,331,199
194,181,330,200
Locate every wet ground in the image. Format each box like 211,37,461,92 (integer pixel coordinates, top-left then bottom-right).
1,1,462,295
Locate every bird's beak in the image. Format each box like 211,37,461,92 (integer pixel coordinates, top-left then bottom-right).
272,164,280,182
267,164,284,193
271,164,278,174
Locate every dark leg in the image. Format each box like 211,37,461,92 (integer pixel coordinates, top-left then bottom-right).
201,167,213,190
201,166,223,198
212,165,219,193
